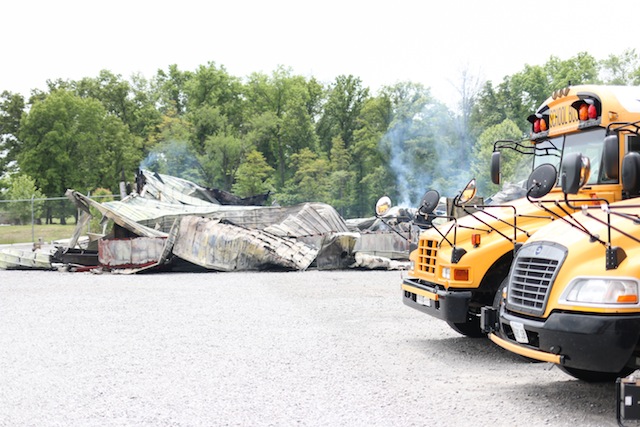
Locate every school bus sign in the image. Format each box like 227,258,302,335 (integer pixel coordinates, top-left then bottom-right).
548,104,579,128
529,88,603,139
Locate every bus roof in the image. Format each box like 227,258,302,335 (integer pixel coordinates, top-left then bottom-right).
531,85,640,139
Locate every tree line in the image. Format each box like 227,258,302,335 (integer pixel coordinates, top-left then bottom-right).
1,49,639,223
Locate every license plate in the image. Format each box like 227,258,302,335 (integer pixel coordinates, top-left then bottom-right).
416,294,432,307
510,321,529,344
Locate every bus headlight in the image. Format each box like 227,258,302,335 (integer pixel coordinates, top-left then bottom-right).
561,277,639,305
442,267,450,280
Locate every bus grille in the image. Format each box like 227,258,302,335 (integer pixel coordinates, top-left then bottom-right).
508,255,559,316
416,238,438,274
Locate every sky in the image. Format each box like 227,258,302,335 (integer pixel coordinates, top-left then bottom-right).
3,0,640,108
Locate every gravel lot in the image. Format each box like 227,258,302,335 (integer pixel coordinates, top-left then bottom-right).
0,269,623,426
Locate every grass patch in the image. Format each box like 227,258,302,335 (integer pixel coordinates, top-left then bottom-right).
0,224,77,245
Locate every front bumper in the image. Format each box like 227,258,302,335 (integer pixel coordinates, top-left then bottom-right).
486,308,640,372
402,278,472,323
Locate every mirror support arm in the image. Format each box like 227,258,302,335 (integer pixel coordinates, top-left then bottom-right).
551,198,606,245
427,216,456,248
465,205,530,238
461,206,517,244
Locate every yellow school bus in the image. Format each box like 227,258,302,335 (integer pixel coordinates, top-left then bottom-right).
485,137,640,381
402,85,640,337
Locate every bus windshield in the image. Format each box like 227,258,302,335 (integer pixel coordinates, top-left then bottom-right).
532,128,608,186
561,128,608,185
532,137,563,172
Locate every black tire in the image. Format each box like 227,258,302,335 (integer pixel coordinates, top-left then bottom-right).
448,277,509,338
558,365,635,382
447,317,484,338
493,278,508,310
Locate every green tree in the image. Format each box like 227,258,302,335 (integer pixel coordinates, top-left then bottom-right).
599,49,640,85
199,134,245,190
505,64,549,130
470,119,524,197
185,62,244,128
18,90,140,221
5,173,44,225
244,66,319,189
280,148,330,205
327,136,355,216
72,70,161,160
304,77,325,121
74,70,134,122
189,104,228,155
0,91,26,174
469,81,509,134
316,75,369,153
351,95,393,216
232,149,274,197
153,64,192,116
543,52,599,87
471,52,599,136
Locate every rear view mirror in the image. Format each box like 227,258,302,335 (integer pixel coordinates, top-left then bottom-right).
561,153,591,194
603,134,619,179
375,196,392,217
458,179,477,205
418,190,440,215
622,152,640,194
491,152,501,185
526,163,557,199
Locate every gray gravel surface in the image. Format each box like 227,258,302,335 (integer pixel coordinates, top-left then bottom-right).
0,269,622,426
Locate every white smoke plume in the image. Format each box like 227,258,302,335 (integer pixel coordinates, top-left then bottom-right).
382,109,473,208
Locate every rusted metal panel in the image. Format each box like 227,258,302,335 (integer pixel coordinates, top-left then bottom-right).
58,168,416,273
105,220,182,274
66,190,167,239
315,232,360,270
98,237,167,267
264,203,350,237
172,216,317,271
138,170,220,206
353,232,411,260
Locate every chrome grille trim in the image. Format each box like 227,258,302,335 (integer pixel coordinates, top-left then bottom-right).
506,242,567,316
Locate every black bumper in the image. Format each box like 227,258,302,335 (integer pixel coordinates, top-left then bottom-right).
495,309,640,373
402,278,472,323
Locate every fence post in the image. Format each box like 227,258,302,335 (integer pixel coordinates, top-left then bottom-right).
31,194,35,244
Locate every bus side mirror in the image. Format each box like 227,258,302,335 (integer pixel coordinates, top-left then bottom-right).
418,190,440,215
622,152,640,194
526,163,557,199
375,196,392,217
491,152,501,185
457,179,477,205
561,152,591,194
603,134,619,179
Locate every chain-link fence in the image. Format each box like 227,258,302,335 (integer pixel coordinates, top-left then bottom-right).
0,194,119,246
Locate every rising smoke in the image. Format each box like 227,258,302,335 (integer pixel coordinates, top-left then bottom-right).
382,107,473,208
139,140,204,184
140,116,475,210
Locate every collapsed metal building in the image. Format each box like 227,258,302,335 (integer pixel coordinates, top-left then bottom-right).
1,170,415,273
